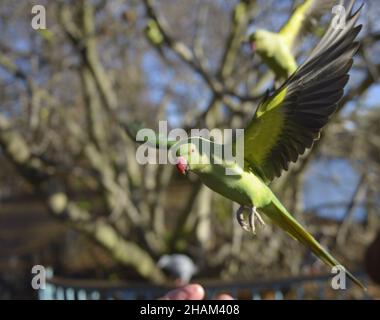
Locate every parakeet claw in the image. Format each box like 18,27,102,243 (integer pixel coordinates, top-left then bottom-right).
249,206,266,233
236,206,265,234
236,206,251,232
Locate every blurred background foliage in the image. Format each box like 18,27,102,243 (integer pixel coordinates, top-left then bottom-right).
0,0,379,299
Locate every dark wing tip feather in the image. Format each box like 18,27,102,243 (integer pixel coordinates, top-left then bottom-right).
261,0,362,181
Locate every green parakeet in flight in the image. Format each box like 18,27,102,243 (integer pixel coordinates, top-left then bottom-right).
132,0,365,289
248,0,340,79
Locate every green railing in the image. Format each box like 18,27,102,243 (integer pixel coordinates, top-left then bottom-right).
38,271,370,300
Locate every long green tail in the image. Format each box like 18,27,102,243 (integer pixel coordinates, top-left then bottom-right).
262,200,366,291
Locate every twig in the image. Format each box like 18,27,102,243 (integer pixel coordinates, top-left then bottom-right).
336,173,367,247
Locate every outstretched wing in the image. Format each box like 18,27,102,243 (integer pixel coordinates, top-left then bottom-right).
279,0,339,49
244,0,362,183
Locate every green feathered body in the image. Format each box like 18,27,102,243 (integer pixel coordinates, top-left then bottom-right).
253,31,298,79
197,161,365,290
196,162,273,208
250,0,338,79
139,0,365,290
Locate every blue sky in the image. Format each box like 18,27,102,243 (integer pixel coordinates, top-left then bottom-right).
304,158,366,221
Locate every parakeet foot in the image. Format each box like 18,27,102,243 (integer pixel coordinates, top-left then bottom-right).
248,206,266,234
236,206,251,232
236,206,265,233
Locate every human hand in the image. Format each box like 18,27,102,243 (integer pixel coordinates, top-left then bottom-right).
160,284,233,300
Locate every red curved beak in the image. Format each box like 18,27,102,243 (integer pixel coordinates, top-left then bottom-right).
176,156,188,175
